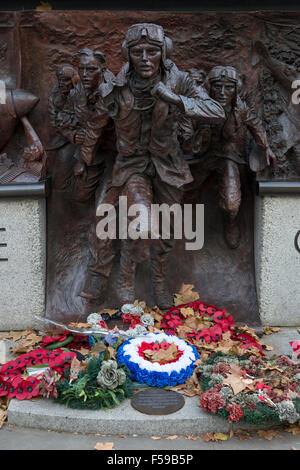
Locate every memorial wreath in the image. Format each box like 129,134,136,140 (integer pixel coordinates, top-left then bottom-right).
116,332,200,388
197,352,300,426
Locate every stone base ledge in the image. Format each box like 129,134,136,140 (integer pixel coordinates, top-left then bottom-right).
7,396,275,437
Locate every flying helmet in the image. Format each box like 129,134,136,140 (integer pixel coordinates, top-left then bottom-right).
206,66,242,92
122,23,173,68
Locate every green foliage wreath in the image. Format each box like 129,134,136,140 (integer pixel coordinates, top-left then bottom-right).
56,357,133,410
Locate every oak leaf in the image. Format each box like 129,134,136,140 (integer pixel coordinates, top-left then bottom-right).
98,309,118,317
9,330,43,355
143,343,178,363
173,284,200,306
223,363,256,395
180,307,195,318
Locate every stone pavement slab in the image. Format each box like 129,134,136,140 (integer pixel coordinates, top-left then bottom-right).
1,423,300,450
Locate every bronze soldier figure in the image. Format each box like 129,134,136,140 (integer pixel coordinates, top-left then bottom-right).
184,65,276,249
79,23,225,310
48,65,79,190
255,40,300,175
70,48,115,202
48,51,115,202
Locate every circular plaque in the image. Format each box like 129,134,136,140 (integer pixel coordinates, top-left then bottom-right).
131,388,185,415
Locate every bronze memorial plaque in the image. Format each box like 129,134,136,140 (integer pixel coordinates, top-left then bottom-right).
131,388,185,415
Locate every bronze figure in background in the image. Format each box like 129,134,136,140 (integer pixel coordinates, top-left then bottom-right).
183,65,276,249
79,23,225,310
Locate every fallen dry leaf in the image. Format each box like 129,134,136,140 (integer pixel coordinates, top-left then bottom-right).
9,329,43,355
143,343,178,363
90,341,106,357
174,284,200,306
0,330,28,341
94,442,114,450
223,363,256,395
201,432,228,442
69,357,86,383
151,436,162,440
201,432,215,442
68,322,92,329
107,346,117,360
263,327,281,335
286,423,300,435
263,344,274,351
78,348,91,356
186,435,199,440
148,326,163,334
180,307,195,318
98,309,119,318
235,429,252,440
0,409,7,429
133,300,147,310
166,435,178,440
214,433,229,441
257,429,282,441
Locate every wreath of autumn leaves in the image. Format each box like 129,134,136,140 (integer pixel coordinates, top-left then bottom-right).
161,300,264,354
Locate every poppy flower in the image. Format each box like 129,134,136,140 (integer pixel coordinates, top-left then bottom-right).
213,311,227,324
198,329,212,344
206,306,218,315
153,344,160,351
15,384,28,400
0,380,10,397
199,304,210,313
160,342,169,350
7,376,24,398
23,379,41,398
208,325,223,342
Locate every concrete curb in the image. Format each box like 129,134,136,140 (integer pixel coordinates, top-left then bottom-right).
8,396,274,437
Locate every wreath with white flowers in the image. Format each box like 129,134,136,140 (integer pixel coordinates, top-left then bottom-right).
116,332,200,388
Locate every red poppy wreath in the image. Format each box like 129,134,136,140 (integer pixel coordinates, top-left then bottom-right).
0,348,76,400
161,300,264,354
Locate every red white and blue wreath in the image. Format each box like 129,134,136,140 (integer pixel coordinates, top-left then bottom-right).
116,332,200,388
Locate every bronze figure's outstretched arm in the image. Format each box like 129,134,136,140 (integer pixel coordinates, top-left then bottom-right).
254,40,294,92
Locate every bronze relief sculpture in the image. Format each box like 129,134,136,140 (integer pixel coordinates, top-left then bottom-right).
48,50,115,202
0,88,46,183
255,40,300,176
12,10,294,323
77,23,225,310
183,66,276,249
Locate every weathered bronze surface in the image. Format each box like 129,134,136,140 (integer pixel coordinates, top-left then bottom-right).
131,388,185,415
1,10,299,324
